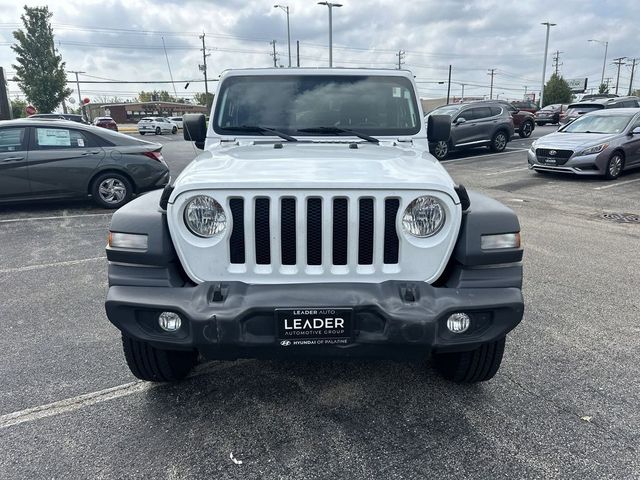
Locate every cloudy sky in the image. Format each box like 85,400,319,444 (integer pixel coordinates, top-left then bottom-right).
1,0,639,105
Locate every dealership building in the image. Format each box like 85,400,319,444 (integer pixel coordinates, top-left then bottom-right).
87,101,208,123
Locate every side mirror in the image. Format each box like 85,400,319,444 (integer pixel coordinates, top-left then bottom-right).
631,127,640,135
183,113,207,149
455,117,467,124
427,114,451,142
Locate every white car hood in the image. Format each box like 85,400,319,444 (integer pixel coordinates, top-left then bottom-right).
170,142,459,202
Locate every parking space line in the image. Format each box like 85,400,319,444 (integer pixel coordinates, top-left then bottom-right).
0,362,246,429
442,148,528,164
0,213,112,224
593,178,640,190
0,257,106,274
485,167,529,176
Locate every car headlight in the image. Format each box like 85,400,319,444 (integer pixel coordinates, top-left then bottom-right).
402,196,446,237
183,195,227,237
577,143,609,156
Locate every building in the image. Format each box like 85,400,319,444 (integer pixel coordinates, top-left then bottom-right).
86,101,209,124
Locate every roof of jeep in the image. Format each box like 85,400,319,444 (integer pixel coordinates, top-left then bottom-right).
218,67,415,79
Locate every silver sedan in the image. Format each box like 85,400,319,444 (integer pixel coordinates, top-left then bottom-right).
527,108,640,179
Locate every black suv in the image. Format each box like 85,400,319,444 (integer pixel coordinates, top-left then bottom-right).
427,102,515,160
560,96,640,125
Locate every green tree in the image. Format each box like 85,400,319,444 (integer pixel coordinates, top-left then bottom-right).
599,83,610,94
11,98,27,118
542,73,573,106
137,90,178,102
193,92,214,108
11,6,71,113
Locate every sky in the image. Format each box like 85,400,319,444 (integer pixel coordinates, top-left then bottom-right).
1,0,640,105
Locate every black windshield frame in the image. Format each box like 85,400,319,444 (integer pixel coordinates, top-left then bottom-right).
212,74,421,137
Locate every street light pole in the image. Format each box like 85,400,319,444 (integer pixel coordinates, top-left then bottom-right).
539,21,556,108
588,39,609,87
274,5,291,67
317,2,343,68
69,70,86,120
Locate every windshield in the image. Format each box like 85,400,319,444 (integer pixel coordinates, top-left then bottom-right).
213,75,420,136
540,105,558,111
566,104,603,116
562,114,632,134
431,105,462,116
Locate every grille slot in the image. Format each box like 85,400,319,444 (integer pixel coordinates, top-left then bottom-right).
384,199,400,264
306,198,322,266
229,198,245,264
358,198,374,265
332,198,348,265
254,198,271,265
280,198,296,265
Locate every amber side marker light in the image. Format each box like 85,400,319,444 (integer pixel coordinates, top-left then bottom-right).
480,232,521,250
108,231,148,250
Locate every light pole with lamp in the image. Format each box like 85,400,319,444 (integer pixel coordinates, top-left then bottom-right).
317,2,343,67
539,21,556,108
274,5,291,68
588,39,609,88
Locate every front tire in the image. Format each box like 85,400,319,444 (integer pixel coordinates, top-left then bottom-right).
172,126,178,134
90,172,133,209
433,338,506,383
155,126,161,135
490,131,508,152
140,132,146,136
605,152,625,180
122,335,197,382
519,121,533,138
431,140,449,160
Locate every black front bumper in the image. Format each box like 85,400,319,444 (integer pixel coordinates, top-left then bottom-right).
106,281,524,360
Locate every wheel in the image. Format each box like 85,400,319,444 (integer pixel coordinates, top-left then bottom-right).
172,126,178,134
519,121,533,138
122,335,197,382
431,140,449,160
140,132,146,136
490,130,508,152
91,172,133,209
155,126,161,135
433,337,506,383
536,121,545,126
604,152,625,180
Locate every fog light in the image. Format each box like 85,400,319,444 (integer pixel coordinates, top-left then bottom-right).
446,312,470,333
158,311,181,332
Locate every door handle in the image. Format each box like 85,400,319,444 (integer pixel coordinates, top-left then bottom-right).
1,156,24,163
81,150,100,156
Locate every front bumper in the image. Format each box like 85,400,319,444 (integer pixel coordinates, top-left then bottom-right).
527,149,604,176
106,281,524,359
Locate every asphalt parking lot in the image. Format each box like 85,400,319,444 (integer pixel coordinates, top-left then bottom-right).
1,126,639,479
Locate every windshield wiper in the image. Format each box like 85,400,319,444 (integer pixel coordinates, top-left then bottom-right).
224,125,298,142
297,126,379,144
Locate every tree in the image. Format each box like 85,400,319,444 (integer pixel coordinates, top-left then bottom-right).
599,83,610,94
11,6,71,113
542,73,573,106
632,89,640,97
11,98,27,118
194,92,214,108
137,90,178,102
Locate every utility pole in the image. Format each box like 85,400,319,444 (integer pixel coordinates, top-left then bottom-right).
539,22,556,108
296,40,300,67
524,85,528,99
613,57,626,95
588,39,609,87
396,50,405,69
628,58,638,96
199,33,211,106
446,65,452,104
270,40,279,67
487,68,496,99
273,5,291,67
552,50,563,76
69,70,86,119
0,67,11,120
460,83,465,101
317,2,343,68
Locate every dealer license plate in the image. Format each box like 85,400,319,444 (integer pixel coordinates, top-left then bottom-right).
276,308,353,346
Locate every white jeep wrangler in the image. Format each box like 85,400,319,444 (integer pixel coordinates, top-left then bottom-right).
106,68,524,383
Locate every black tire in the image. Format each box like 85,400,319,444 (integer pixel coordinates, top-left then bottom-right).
604,152,625,180
122,335,197,382
490,130,508,152
519,121,534,138
536,121,545,126
140,132,146,135
90,172,133,209
172,126,178,134
433,337,506,383
155,126,161,135
431,140,449,160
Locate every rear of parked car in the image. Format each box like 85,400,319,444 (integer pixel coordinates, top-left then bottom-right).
93,117,118,132
535,104,568,125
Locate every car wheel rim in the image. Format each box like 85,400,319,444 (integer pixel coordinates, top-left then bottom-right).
523,123,531,136
495,134,506,150
434,141,447,158
609,156,623,177
98,178,126,204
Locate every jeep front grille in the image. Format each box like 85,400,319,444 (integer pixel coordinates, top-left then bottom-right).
229,195,400,271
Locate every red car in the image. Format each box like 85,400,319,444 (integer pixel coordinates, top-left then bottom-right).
510,100,539,114
93,116,118,132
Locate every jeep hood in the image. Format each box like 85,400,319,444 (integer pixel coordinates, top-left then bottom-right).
170,142,459,202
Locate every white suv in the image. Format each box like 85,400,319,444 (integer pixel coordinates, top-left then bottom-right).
106,68,524,385
137,117,177,135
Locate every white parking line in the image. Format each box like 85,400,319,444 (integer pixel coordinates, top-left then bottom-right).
593,178,640,190
0,257,106,274
442,148,529,164
485,167,529,176
0,362,245,429
0,213,111,224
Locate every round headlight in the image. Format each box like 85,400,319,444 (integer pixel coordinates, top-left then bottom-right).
402,196,446,237
183,195,227,237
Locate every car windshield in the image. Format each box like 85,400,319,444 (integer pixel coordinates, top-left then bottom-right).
566,104,603,116
540,105,557,111
431,105,462,116
214,74,420,136
562,114,632,134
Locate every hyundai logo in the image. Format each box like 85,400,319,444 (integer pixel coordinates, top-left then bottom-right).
549,150,557,156
280,340,292,346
